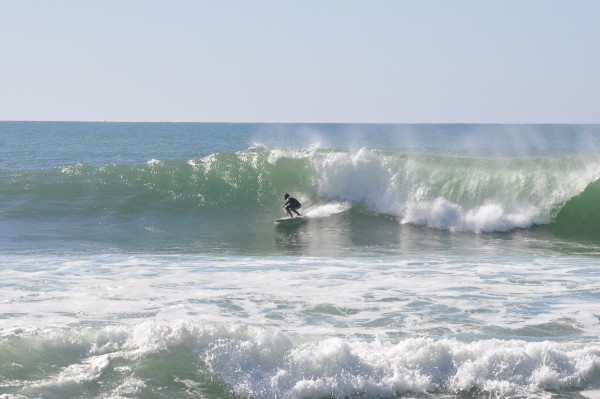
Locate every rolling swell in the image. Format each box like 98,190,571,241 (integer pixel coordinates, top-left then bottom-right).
2,147,600,237
3,151,285,217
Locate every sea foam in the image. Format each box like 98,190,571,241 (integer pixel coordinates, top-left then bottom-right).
4,321,599,398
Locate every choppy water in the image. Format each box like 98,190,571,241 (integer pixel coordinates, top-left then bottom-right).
2,122,600,398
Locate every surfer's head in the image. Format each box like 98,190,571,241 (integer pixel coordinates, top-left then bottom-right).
284,193,289,199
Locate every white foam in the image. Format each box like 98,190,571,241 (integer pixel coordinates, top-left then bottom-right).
3,269,600,397
3,253,600,395
3,253,600,338
18,321,597,398
402,197,541,232
108,376,147,397
305,147,600,233
60,163,86,175
314,148,401,216
33,354,111,389
465,203,540,232
303,202,351,219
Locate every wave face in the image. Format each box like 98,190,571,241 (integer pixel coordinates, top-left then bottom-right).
554,179,600,240
2,146,600,251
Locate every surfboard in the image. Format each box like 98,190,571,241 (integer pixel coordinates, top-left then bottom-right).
275,216,306,224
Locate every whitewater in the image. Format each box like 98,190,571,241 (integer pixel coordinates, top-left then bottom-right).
2,122,600,398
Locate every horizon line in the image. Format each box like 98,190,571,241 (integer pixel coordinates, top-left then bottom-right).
1,120,599,126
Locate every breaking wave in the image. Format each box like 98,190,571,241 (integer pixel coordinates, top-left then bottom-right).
2,146,600,237
2,321,600,398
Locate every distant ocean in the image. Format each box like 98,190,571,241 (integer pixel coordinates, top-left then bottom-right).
2,122,600,398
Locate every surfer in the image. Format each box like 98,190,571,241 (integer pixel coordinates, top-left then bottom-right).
283,193,301,218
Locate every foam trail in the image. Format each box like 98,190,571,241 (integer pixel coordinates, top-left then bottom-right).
303,202,351,219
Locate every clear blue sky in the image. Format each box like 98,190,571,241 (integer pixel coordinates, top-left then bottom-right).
1,1,598,123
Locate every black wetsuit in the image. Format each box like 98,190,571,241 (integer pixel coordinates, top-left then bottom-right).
284,197,301,215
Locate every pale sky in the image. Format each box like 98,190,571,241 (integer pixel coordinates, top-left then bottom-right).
1,1,599,123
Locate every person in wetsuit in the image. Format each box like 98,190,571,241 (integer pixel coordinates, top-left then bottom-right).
283,193,301,218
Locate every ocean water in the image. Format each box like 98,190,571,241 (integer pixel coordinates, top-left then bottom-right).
2,122,600,398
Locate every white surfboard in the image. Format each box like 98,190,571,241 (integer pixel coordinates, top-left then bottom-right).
275,216,306,224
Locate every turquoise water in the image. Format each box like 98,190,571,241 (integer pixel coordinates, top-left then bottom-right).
2,122,600,398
